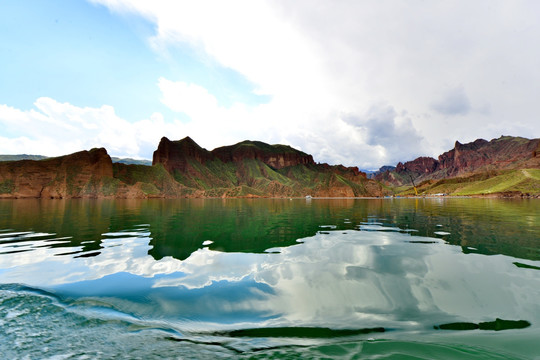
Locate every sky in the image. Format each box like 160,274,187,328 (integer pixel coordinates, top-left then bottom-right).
1,0,539,170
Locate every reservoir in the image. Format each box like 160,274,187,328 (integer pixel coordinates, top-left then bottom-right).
1,198,539,358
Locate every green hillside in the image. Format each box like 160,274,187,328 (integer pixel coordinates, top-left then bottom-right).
396,169,540,196
170,158,303,197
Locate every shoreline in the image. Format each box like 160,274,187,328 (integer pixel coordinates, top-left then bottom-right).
1,194,538,200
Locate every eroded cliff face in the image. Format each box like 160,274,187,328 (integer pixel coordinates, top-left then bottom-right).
152,137,382,197
376,136,540,187
212,141,315,169
1,137,383,199
152,136,213,173
437,137,540,177
396,157,439,175
0,148,115,199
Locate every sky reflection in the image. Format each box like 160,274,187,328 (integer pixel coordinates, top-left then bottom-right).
2,223,538,335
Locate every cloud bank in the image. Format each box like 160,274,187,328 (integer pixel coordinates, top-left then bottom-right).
0,98,177,159
2,0,539,169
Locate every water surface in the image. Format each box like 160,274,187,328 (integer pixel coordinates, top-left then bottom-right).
1,198,539,358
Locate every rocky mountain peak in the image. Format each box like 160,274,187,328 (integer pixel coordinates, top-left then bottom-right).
376,135,540,186
212,140,315,169
152,136,213,173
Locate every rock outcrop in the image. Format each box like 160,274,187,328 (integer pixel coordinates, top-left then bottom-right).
152,137,382,197
0,148,114,199
212,140,315,169
0,136,385,199
396,157,439,175
152,136,213,173
437,137,540,176
3,135,538,199
376,136,540,186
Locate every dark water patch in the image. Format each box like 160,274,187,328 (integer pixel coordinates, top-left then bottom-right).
435,319,531,331
0,232,51,244
55,250,87,256
513,262,540,270
0,249,33,255
478,319,531,331
166,336,245,355
74,251,101,258
435,322,479,331
219,326,386,338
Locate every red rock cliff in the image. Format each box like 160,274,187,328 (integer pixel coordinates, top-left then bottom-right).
395,157,439,175
376,136,540,187
152,136,214,173
0,148,114,199
212,140,315,169
437,137,539,176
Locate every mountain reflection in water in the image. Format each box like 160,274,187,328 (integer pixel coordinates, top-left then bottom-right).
0,198,538,261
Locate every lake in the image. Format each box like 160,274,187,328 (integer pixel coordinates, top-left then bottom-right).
1,198,539,359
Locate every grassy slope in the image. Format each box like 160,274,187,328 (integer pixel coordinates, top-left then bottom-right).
279,164,375,196
169,158,299,197
113,163,195,196
455,169,540,195
395,169,540,196
217,140,308,156
161,157,376,197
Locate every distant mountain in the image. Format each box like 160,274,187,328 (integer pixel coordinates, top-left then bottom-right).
1,154,152,166
375,136,540,196
110,157,152,166
364,165,396,179
0,154,49,161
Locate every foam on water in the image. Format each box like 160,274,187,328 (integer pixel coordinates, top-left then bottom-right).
1,283,535,359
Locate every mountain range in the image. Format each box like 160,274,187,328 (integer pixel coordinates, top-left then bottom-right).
0,135,538,199
0,154,151,166
0,136,381,199
376,136,540,196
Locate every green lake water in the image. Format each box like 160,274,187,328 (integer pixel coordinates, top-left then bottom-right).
0,198,539,359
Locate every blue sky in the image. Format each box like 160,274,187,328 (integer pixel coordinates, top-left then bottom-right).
0,0,266,122
1,0,161,120
1,0,540,169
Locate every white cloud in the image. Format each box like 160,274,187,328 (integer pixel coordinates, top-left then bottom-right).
87,0,540,168
159,78,218,117
0,98,179,159
4,1,540,168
